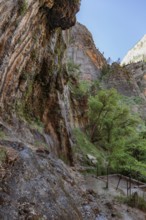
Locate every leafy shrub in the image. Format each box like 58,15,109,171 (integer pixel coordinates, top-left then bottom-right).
70,80,90,99
73,128,104,166
121,95,144,105
0,131,5,139
19,0,28,15
0,128,6,139
100,64,111,79
66,60,81,78
117,194,146,212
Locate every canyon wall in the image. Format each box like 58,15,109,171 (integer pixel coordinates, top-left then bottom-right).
65,22,106,81
0,0,106,164
0,2,109,218
1,1,146,219
0,0,80,164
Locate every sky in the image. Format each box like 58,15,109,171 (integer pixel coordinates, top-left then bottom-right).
77,0,146,62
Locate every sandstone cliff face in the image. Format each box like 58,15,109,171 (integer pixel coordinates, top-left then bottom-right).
121,61,146,118
103,63,142,97
100,61,146,119
66,22,106,81
125,61,146,97
0,0,106,165
0,0,103,218
0,0,81,164
120,34,146,117
1,1,146,219
121,35,146,65
0,1,108,215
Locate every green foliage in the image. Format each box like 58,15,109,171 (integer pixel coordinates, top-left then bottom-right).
87,88,146,176
16,71,34,118
15,69,46,135
73,0,80,4
70,80,90,99
16,92,44,133
0,127,7,140
73,128,100,156
67,60,81,77
29,118,44,133
88,89,138,146
80,167,97,175
100,64,111,79
16,78,33,119
121,95,144,106
73,128,104,165
90,80,103,96
117,195,146,212
59,154,69,164
19,0,28,15
77,81,90,94
70,79,103,100
16,102,44,133
71,79,146,179
34,140,48,149
125,134,146,162
0,129,6,139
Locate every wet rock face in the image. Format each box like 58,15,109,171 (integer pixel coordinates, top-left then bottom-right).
0,142,99,220
0,0,79,106
0,0,80,163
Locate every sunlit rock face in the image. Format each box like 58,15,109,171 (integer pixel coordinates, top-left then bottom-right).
121,34,146,65
103,62,141,97
102,61,146,119
120,33,146,99
65,22,106,81
125,61,146,98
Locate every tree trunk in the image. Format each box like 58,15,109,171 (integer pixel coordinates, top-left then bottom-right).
106,165,109,189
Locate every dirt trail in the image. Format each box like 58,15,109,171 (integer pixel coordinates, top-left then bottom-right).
83,174,146,220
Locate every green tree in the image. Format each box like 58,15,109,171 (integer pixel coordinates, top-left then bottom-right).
88,89,138,147
87,89,143,187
